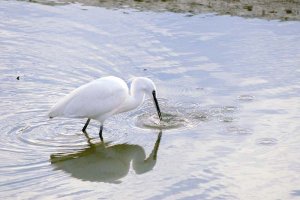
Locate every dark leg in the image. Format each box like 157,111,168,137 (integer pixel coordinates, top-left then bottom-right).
99,124,104,141
82,130,93,146
82,118,91,132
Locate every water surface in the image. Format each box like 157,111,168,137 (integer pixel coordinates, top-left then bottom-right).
0,1,300,199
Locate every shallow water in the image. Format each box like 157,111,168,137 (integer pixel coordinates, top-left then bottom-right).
0,1,300,199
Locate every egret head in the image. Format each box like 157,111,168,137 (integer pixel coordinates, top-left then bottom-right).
131,77,162,121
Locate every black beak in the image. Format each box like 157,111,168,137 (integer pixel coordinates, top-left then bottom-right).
152,90,162,121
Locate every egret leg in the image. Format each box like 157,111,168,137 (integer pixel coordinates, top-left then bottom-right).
99,125,104,141
82,118,91,132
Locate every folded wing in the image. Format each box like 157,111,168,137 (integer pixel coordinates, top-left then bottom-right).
48,77,128,119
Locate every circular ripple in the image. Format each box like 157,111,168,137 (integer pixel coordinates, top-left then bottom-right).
219,116,235,123
238,95,255,101
208,105,238,117
127,99,242,131
227,126,252,135
256,138,278,146
127,99,206,130
134,112,190,130
223,106,238,112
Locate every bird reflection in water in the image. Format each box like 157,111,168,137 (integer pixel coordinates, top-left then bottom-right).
50,130,162,183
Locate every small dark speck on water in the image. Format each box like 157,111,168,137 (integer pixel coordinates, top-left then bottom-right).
16,76,20,80
143,68,147,71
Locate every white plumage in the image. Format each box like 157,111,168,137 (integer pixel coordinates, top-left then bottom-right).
49,76,128,121
49,76,162,141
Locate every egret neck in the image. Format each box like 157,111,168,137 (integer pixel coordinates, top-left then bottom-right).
115,84,145,114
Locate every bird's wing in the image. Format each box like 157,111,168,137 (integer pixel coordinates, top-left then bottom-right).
49,77,128,119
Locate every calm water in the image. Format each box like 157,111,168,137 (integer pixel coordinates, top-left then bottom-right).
1,1,300,199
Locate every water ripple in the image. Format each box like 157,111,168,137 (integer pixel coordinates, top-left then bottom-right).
127,99,208,131
237,94,255,102
0,1,299,199
256,138,278,146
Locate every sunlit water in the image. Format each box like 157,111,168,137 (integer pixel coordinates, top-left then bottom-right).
0,1,300,199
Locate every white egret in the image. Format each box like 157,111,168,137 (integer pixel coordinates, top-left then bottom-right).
48,76,162,141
